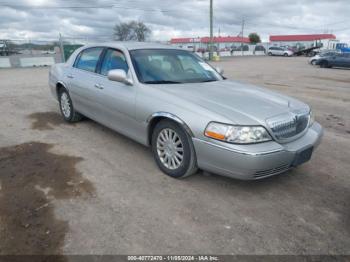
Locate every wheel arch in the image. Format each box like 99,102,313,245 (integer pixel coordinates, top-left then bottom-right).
146,112,194,146
55,81,69,98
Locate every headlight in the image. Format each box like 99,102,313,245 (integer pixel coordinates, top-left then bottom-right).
204,122,272,144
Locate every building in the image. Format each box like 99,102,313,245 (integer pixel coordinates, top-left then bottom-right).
269,34,338,50
170,36,250,51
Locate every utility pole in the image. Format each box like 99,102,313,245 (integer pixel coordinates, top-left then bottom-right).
59,33,65,63
241,18,245,56
209,0,213,60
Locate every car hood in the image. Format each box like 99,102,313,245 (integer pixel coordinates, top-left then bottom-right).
152,80,309,125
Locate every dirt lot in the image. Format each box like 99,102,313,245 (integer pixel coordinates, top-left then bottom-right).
0,56,349,255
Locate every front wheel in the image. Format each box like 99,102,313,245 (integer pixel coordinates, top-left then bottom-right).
268,52,272,56
151,120,198,178
58,88,83,122
284,53,288,57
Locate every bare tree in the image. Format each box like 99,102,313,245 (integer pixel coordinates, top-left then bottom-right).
134,21,151,41
113,21,151,41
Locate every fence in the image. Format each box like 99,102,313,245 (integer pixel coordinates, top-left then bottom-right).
0,39,61,68
0,36,269,69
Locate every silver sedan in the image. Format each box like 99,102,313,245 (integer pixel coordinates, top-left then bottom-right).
49,42,323,180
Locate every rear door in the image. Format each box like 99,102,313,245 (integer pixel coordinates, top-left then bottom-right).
67,47,105,117
277,47,284,56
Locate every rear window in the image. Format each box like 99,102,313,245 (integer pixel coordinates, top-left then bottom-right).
74,47,104,72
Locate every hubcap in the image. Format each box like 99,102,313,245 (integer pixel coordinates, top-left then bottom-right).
60,92,71,118
156,128,184,170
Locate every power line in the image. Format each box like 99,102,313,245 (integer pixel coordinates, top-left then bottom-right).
0,3,186,12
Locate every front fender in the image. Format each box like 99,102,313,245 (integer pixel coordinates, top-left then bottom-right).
147,112,195,137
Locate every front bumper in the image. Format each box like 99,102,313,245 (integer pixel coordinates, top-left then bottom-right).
192,122,323,180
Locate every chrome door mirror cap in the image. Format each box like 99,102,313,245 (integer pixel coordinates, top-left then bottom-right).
108,69,133,85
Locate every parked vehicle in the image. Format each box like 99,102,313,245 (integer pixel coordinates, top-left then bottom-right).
49,42,323,180
336,43,350,53
309,51,340,65
0,40,20,56
0,40,9,56
41,50,56,55
316,53,350,68
268,47,293,56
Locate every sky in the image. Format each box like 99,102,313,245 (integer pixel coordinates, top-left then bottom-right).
0,0,349,43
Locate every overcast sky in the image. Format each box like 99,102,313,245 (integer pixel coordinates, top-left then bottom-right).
0,0,349,43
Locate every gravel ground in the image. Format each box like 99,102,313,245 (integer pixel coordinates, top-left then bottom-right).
0,56,349,255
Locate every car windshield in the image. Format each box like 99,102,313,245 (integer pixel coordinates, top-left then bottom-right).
129,49,222,84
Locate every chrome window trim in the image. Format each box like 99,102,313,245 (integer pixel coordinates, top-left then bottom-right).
147,112,194,137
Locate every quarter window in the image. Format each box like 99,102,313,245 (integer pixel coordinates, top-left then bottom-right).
75,47,104,72
100,49,129,76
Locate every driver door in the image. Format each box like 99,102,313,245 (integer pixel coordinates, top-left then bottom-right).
92,48,138,139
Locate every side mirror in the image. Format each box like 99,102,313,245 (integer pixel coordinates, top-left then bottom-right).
108,69,133,85
215,67,224,75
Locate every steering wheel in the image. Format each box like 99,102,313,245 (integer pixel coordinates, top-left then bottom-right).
185,68,196,74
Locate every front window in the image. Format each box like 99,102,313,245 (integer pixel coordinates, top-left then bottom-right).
129,49,222,84
100,49,129,76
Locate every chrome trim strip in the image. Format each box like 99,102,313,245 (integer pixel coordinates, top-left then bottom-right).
147,112,194,137
192,138,284,156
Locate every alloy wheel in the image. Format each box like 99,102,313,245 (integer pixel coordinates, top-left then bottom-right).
60,92,71,118
156,128,184,170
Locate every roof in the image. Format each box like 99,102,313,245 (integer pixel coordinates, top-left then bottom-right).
270,34,336,42
170,36,250,44
83,41,176,51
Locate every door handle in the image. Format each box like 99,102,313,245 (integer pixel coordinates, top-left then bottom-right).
67,74,74,79
94,83,104,90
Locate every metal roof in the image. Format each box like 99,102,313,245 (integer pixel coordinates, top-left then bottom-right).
270,34,336,42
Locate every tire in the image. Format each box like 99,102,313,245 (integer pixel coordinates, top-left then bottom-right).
151,120,198,178
268,52,272,56
284,53,288,57
320,61,328,68
58,88,83,122
311,60,316,65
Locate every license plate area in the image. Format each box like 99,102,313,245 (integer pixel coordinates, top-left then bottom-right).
293,146,313,167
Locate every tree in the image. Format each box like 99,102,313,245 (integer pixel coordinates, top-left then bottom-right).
248,33,261,44
134,21,151,41
113,21,151,41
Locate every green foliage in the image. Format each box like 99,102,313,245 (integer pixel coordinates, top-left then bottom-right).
248,33,261,44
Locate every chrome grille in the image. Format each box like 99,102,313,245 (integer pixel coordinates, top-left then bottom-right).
266,111,310,140
254,164,290,178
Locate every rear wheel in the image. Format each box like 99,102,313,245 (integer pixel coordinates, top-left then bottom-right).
284,53,288,57
58,88,82,122
311,60,317,65
151,120,197,178
268,52,272,56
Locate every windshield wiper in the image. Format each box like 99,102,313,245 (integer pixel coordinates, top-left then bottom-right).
144,80,183,84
